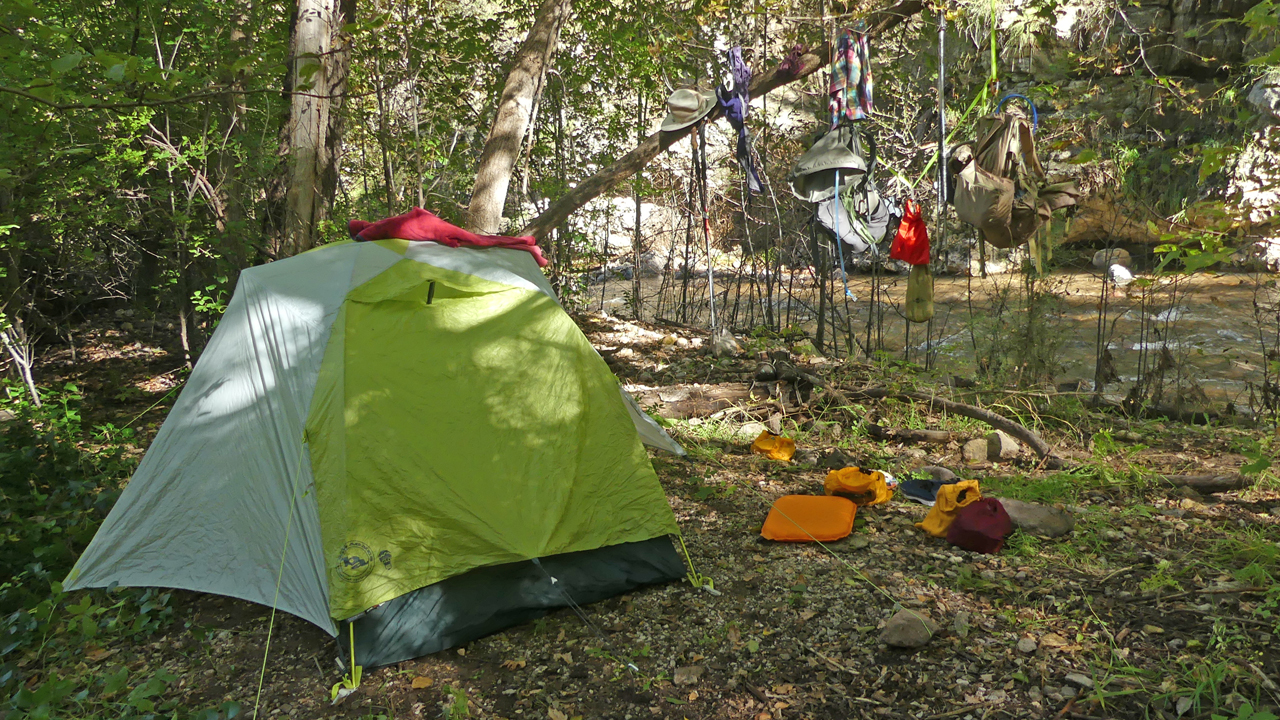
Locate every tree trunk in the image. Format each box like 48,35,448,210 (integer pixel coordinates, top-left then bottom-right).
465,0,572,235
519,0,924,240
266,0,356,259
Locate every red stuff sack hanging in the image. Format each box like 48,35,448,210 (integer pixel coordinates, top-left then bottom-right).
889,199,930,266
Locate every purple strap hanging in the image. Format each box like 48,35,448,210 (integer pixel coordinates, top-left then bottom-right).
717,47,763,194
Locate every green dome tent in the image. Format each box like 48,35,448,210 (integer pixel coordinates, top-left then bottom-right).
64,238,685,668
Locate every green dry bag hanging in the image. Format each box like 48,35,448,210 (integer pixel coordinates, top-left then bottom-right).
905,264,934,323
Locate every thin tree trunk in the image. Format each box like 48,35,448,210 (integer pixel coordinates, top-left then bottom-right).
465,0,572,234
519,0,924,240
266,0,356,259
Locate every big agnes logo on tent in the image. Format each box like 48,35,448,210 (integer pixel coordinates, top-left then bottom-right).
337,541,376,582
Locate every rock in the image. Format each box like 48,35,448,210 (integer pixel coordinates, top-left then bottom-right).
1091,248,1132,269
996,498,1076,538
953,611,971,639
766,412,783,435
962,439,988,463
737,422,767,440
921,465,957,482
793,448,819,466
754,363,777,381
1248,70,1280,121
673,666,704,685
1017,637,1038,654
712,329,742,358
986,430,1021,461
1060,685,1078,699
821,450,853,470
1064,673,1094,689
879,609,939,648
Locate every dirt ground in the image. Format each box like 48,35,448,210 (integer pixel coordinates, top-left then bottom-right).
22,310,1280,720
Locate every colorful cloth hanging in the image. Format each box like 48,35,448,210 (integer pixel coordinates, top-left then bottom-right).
717,46,763,194
829,29,873,124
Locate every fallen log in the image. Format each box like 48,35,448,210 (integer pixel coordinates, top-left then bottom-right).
867,423,959,444
629,383,756,419
1157,473,1253,494
808,380,1065,468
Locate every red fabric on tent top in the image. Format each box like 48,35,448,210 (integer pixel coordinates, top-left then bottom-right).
348,208,548,267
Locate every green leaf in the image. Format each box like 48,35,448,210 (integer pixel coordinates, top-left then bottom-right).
102,666,129,696
1241,454,1271,475
51,53,84,73
106,63,127,82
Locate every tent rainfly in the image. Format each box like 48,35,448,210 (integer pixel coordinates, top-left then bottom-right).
64,238,686,668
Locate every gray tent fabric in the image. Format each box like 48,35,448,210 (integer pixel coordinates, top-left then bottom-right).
64,241,685,639
344,537,684,668
62,243,396,634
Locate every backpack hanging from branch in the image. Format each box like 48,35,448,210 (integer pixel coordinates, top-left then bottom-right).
947,96,1079,249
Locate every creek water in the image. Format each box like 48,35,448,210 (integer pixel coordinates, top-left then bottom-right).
590,268,1277,410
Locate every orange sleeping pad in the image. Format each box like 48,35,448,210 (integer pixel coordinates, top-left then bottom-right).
760,495,857,542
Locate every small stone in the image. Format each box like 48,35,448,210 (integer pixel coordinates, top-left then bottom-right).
673,666,704,685
1159,508,1186,518
986,430,1020,460
920,465,957,482
1060,685,1078,699
1064,673,1094,689
754,363,777,382
848,536,870,550
662,334,678,346
1016,637,1038,654
793,448,819,466
996,498,1075,538
879,609,940,648
953,611,971,639
1167,638,1185,650
821,450,853,470
712,329,742,358
1092,248,1132,269
962,439,988,463
737,422,767,440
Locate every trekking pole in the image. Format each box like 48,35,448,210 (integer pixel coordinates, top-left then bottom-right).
698,121,718,332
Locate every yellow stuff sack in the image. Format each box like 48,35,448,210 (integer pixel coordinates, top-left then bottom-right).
916,479,982,537
824,466,893,506
751,430,796,462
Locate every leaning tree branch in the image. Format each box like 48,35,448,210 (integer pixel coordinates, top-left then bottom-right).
518,0,926,240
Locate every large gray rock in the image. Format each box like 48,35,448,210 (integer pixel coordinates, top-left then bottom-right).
997,497,1076,538
962,439,988,463
880,609,940,648
1248,71,1280,121
986,430,1021,461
